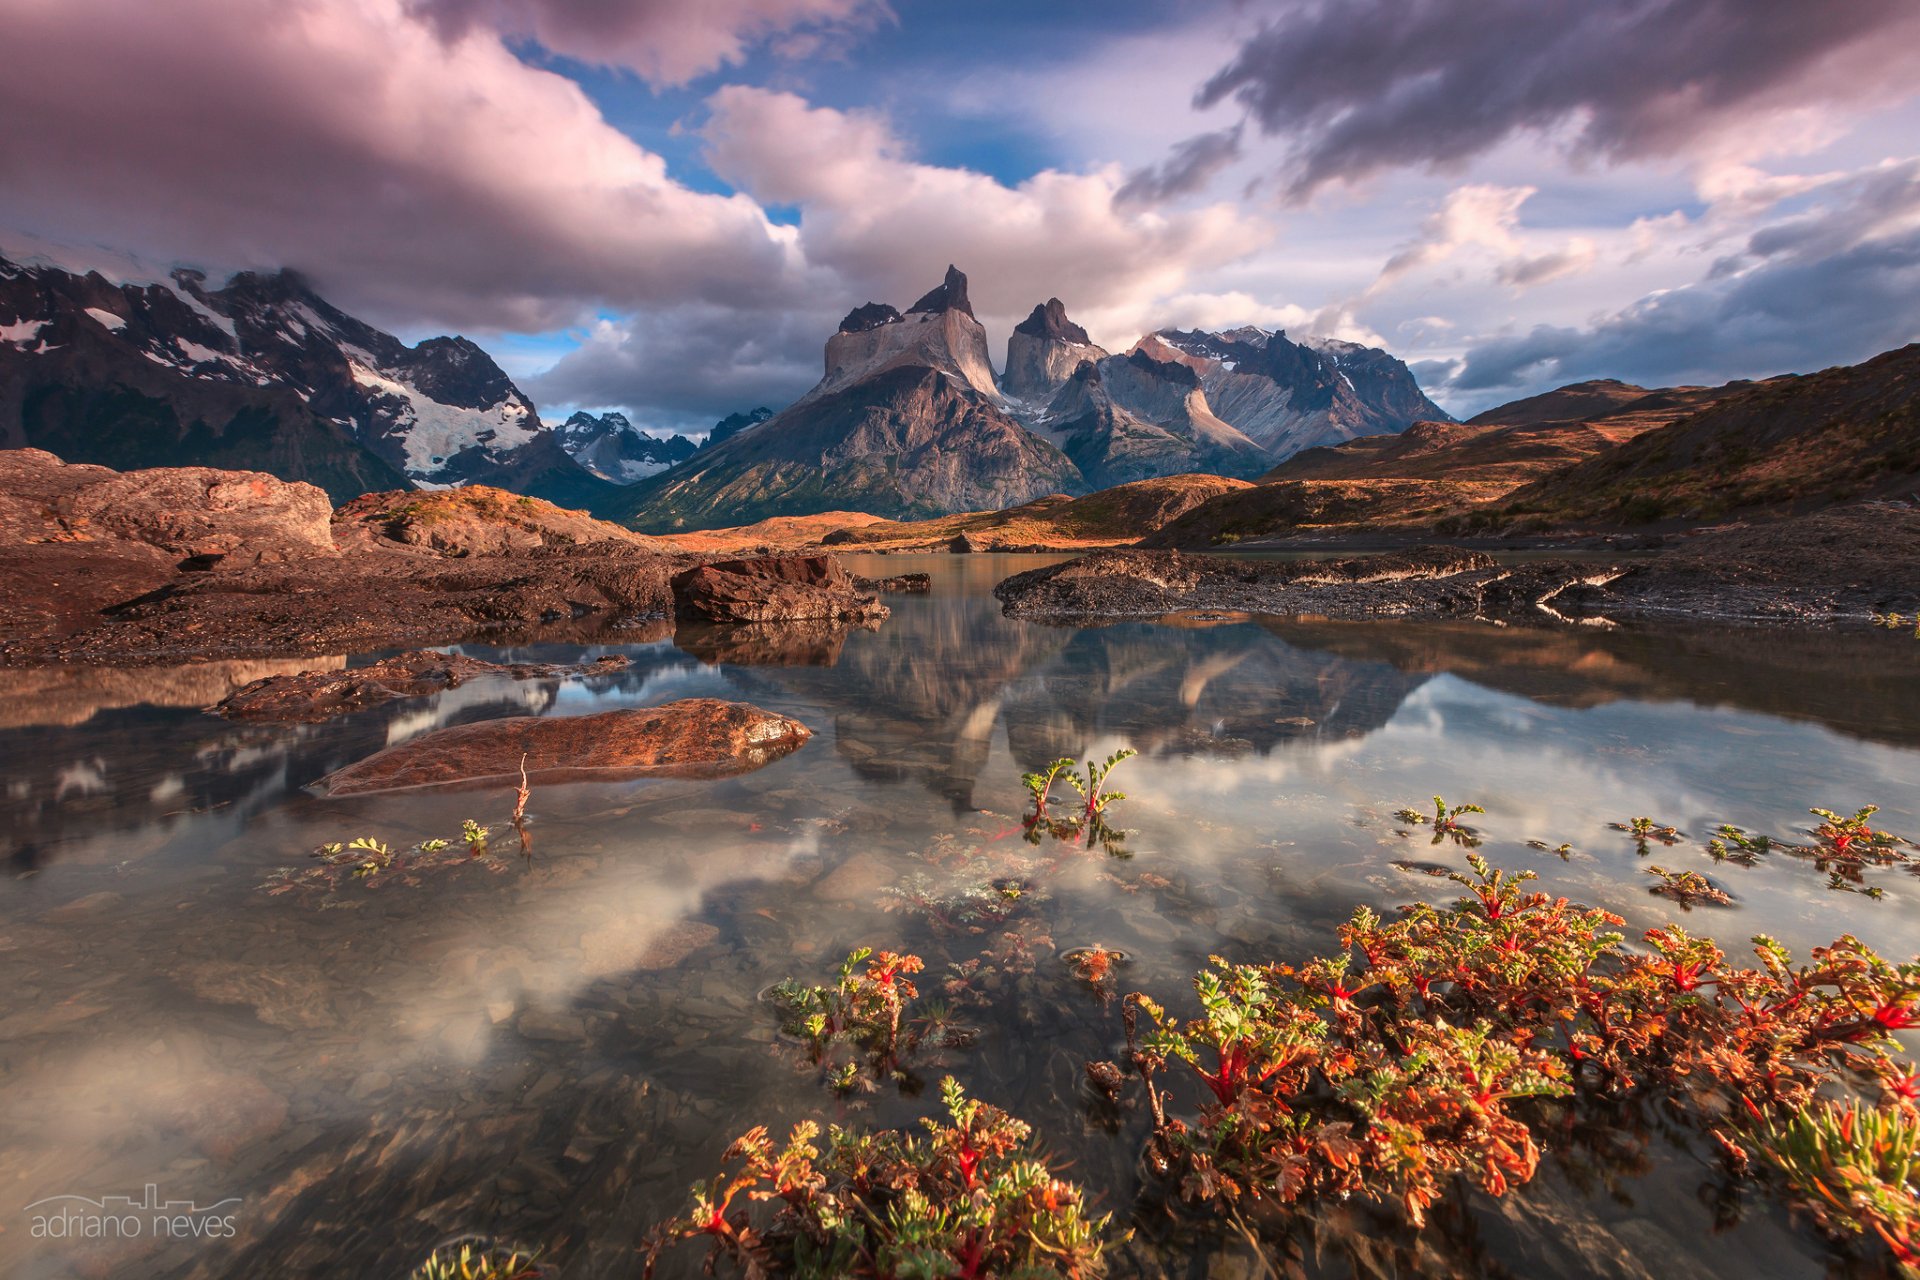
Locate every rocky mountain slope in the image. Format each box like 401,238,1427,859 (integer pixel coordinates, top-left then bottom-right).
1134,327,1450,457
1505,343,1920,524
1141,347,1919,547
0,250,612,504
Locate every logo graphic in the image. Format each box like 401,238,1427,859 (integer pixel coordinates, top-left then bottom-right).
25,1184,241,1241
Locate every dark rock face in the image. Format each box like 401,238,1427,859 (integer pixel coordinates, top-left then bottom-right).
907,265,974,318
0,251,611,504
705,407,774,449
1036,355,1269,489
315,699,812,795
213,650,631,722
1003,298,1108,401
1014,298,1091,345
839,302,903,334
672,555,890,624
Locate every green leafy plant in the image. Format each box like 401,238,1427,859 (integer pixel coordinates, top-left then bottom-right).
641,1078,1115,1278
462,819,490,857
1396,795,1485,847
1021,750,1136,850
769,947,942,1092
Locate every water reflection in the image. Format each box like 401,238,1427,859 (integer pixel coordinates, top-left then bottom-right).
0,553,1915,1279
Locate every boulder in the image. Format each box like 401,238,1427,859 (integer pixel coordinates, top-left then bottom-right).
672,555,889,624
213,650,630,722
315,698,811,795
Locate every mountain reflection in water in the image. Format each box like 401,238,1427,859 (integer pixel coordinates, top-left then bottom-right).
0,553,1915,1279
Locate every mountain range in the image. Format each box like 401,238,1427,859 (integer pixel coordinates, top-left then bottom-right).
1,252,1453,525
606,266,1450,530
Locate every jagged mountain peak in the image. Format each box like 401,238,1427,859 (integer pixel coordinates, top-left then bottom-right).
839,302,902,334
1004,298,1107,400
1014,298,1091,345
907,265,973,318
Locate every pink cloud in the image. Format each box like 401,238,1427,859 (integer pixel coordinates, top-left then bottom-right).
0,0,804,330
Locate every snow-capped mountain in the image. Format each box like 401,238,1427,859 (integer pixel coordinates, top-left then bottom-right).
0,249,611,503
556,410,696,484
1134,327,1452,456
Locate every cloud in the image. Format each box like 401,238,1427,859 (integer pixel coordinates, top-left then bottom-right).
1495,238,1598,289
1445,159,1920,398
698,86,1266,339
529,88,1272,423
406,0,888,85
0,0,802,331
527,306,832,431
1195,0,1920,199
1116,126,1244,205
1367,184,1596,297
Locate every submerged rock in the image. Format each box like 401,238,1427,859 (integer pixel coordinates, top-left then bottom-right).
213,649,630,722
672,555,889,625
315,698,811,795
855,572,932,595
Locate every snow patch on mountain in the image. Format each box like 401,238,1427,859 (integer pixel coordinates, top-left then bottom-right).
348,361,540,478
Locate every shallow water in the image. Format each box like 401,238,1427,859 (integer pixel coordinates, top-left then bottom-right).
2,552,1917,1279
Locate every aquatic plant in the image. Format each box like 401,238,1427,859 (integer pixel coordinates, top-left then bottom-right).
769,947,932,1091
1396,795,1484,832
1104,856,1920,1267
1611,815,1683,855
1064,945,1124,1005
1646,865,1733,908
641,1077,1114,1279
408,1240,547,1280
1021,749,1137,850
462,819,490,857
1396,795,1485,847
1810,806,1910,864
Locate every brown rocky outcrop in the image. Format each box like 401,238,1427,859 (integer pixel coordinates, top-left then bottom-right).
672,555,889,625
315,698,811,795
0,448,335,563
213,650,631,722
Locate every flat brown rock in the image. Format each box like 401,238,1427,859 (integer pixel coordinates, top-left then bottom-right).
213,649,630,722
316,698,811,795
672,554,889,624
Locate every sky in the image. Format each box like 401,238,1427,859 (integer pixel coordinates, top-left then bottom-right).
2,0,1919,433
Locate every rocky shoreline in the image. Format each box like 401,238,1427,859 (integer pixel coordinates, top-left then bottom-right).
0,451,887,667
995,504,1920,627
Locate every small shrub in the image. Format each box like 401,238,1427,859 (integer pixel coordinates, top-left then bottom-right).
641,1078,1115,1278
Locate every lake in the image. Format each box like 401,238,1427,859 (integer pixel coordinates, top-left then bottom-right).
3,553,1917,1279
